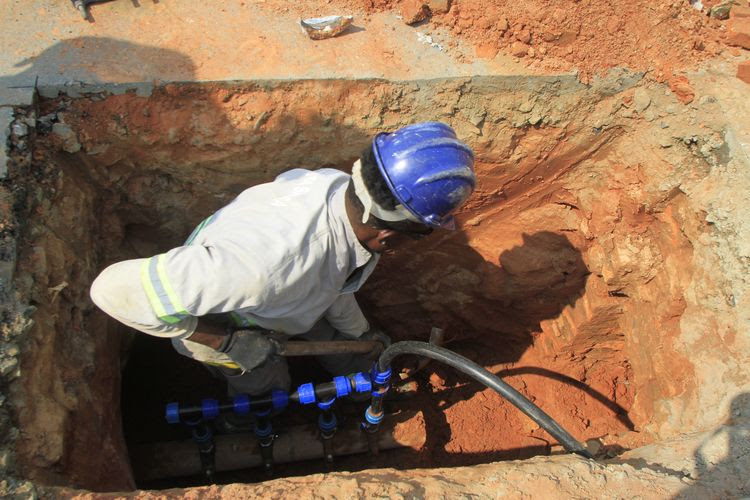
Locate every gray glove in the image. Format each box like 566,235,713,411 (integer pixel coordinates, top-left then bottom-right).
220,329,277,372
360,327,392,349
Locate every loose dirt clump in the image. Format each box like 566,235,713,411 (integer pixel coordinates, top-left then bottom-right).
303,0,737,82
430,0,730,81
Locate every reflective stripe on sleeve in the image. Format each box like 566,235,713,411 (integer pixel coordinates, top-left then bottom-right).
185,210,221,246
229,311,256,328
140,254,190,324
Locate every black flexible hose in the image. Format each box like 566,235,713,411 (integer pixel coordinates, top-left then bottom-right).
378,341,593,459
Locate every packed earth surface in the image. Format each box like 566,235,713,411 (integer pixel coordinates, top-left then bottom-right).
0,0,749,498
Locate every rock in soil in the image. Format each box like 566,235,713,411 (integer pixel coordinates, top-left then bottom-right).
401,0,430,25
738,60,750,84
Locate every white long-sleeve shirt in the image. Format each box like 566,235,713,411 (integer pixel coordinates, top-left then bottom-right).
90,168,378,363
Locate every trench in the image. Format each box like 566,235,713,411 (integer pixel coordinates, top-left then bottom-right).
7,76,708,491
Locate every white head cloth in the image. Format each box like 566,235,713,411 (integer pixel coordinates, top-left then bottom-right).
351,160,420,224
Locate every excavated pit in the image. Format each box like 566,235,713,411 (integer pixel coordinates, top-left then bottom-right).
4,75,747,492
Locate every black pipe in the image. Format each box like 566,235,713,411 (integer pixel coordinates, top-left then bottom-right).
376,341,592,459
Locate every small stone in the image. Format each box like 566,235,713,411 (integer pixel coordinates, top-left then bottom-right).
426,0,450,14
643,109,657,122
738,60,750,84
710,1,733,19
668,76,695,104
518,101,534,113
510,41,530,57
633,88,651,112
11,122,28,137
497,17,509,31
51,123,81,153
699,95,717,105
516,29,531,44
0,357,18,377
659,137,673,148
586,438,603,455
401,0,430,25
606,18,621,34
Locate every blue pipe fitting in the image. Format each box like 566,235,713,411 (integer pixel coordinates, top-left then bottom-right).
192,425,213,444
333,375,351,398
318,412,338,433
165,402,180,424
272,389,289,410
372,365,392,385
254,407,272,418
317,397,336,411
201,398,219,420
354,372,372,393
254,421,273,439
298,382,316,405
364,406,384,425
233,394,251,415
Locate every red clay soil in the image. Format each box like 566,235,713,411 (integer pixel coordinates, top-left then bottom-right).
300,0,743,82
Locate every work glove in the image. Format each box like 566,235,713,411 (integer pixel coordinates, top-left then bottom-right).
220,329,278,373
360,327,392,350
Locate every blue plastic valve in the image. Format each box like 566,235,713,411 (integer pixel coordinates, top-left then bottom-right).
165,402,180,424
364,406,384,425
318,412,338,432
272,389,289,410
233,394,251,415
298,382,316,405
372,365,392,385
254,421,273,439
333,375,351,398
317,396,335,411
201,398,220,420
354,372,372,393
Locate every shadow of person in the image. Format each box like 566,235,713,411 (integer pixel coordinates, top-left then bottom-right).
0,36,196,90
674,392,750,498
360,230,592,464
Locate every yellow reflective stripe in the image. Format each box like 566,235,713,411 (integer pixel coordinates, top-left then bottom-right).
156,254,188,318
141,258,169,320
229,311,257,327
141,255,189,325
203,360,241,370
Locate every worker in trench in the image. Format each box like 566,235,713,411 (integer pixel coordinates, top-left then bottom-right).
90,122,476,419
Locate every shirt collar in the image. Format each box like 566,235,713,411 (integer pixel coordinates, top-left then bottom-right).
333,181,374,269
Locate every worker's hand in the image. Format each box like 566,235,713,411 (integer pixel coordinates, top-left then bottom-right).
360,327,392,349
220,329,278,373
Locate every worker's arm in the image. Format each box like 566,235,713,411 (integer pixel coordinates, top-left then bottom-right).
91,245,267,347
324,293,370,338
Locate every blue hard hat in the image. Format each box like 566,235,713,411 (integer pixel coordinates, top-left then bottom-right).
372,122,476,229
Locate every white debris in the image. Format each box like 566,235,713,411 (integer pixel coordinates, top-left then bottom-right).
416,32,445,51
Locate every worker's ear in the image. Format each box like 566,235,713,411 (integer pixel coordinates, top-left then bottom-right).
365,229,397,252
